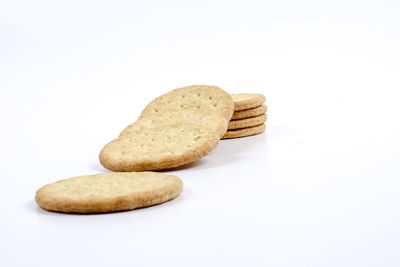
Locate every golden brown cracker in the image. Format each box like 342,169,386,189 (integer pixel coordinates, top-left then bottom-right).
231,93,266,111
35,172,183,213
140,85,234,121
228,114,267,130
231,105,267,120
223,124,266,139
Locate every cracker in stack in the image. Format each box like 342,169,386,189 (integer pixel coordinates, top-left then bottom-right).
223,93,267,139
100,85,234,171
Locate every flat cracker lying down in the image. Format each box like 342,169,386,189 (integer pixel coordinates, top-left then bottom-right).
35,172,183,213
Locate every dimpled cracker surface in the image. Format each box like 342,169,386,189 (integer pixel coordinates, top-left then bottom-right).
100,112,224,171
35,172,183,213
231,93,266,111
122,110,228,138
231,105,267,120
223,124,266,139
228,114,267,130
140,85,234,121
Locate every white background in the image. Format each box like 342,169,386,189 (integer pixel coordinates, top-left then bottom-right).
1,0,400,266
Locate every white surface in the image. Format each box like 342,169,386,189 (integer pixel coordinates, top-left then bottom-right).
1,0,400,266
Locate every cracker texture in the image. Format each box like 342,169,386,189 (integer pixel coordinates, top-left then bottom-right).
122,110,228,139
100,111,228,172
223,124,266,139
231,105,267,120
228,114,267,130
140,85,234,121
231,93,266,111
35,172,183,213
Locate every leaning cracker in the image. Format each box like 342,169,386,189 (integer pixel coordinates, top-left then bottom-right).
35,172,183,213
231,105,268,120
140,85,234,122
100,112,225,171
228,114,267,130
231,93,266,111
223,124,266,139
123,110,228,138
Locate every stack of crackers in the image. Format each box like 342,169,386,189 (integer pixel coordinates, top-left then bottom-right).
35,86,267,214
224,93,267,139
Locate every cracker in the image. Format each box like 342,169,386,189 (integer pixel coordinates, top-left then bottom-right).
228,114,267,130
231,93,266,111
100,111,226,171
140,85,234,122
223,124,266,139
35,172,183,213
231,105,267,120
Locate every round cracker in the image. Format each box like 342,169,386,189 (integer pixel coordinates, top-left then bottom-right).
228,114,267,130
35,172,183,213
140,85,234,122
231,93,266,111
223,124,266,139
231,105,268,120
100,112,225,171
